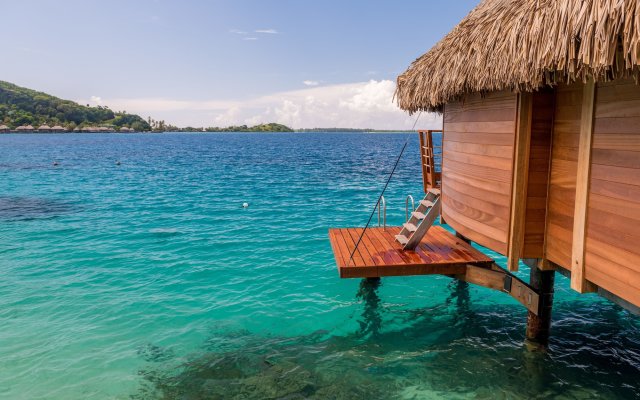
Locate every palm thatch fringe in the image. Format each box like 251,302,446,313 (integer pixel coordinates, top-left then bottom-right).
396,0,640,113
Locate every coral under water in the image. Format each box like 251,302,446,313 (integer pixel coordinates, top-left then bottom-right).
133,281,640,400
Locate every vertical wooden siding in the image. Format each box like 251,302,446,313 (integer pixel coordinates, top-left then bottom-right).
545,83,583,267
522,90,554,258
442,91,517,255
584,79,640,306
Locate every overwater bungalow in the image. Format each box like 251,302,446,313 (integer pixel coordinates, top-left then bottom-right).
37,124,52,133
119,127,133,133
81,126,113,133
329,0,640,346
0,125,9,133
51,125,66,132
15,125,35,132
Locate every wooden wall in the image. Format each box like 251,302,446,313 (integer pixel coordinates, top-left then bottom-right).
522,90,554,258
438,80,640,308
544,83,583,267
442,91,517,255
584,79,640,306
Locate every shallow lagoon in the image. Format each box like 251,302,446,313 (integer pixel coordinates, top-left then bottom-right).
0,132,638,399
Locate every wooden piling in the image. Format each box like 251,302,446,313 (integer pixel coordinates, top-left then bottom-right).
525,264,555,347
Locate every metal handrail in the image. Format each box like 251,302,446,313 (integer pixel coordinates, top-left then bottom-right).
378,195,387,229
405,195,415,222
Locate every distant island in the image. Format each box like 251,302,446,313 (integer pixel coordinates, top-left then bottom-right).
0,81,296,134
0,80,402,134
170,123,293,132
0,81,151,132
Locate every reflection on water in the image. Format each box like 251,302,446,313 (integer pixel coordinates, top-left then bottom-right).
356,278,382,338
134,292,640,400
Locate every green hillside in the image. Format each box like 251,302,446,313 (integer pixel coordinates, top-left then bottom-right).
0,81,151,131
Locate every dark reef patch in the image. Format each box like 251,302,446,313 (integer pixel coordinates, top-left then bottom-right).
0,196,75,221
132,296,640,400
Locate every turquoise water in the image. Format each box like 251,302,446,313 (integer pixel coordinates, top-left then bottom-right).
0,132,638,399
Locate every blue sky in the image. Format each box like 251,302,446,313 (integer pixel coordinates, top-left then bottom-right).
1,0,480,128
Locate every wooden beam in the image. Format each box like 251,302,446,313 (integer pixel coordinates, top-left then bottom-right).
536,258,554,271
456,264,540,315
571,80,597,293
462,264,505,291
507,92,533,271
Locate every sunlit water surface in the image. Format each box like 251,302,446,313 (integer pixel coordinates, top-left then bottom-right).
0,132,638,399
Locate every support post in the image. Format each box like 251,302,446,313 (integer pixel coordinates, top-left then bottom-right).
571,79,597,293
525,263,555,348
508,92,533,272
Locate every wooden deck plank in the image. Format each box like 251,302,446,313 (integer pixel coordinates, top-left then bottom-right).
370,227,415,266
347,228,382,266
328,226,493,278
366,228,404,265
328,229,347,268
339,228,368,267
339,228,371,268
337,228,376,278
379,229,426,264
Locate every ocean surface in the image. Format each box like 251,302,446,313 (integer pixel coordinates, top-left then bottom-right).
0,132,638,400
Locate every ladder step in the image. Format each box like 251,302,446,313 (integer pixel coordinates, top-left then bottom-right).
420,200,434,207
395,234,409,245
412,211,427,219
428,188,441,195
403,222,418,232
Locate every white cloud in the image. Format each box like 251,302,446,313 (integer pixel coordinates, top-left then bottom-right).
90,96,102,105
303,80,319,86
77,80,442,130
243,37,258,41
255,29,278,34
229,29,247,35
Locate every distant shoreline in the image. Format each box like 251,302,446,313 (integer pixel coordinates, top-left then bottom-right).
0,130,417,135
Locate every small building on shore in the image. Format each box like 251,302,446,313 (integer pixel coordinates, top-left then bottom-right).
15,125,35,132
51,125,66,132
37,124,52,133
81,126,115,133
0,125,9,133
119,127,133,133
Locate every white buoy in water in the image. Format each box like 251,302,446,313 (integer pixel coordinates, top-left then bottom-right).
242,202,249,208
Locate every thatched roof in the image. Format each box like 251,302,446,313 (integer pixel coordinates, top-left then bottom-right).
396,0,640,113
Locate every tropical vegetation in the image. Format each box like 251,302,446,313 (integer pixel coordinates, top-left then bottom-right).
0,80,151,131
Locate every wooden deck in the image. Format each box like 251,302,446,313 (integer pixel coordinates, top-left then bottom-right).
328,225,493,278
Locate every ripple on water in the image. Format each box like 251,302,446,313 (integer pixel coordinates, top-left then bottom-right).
0,133,639,400
0,196,75,221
